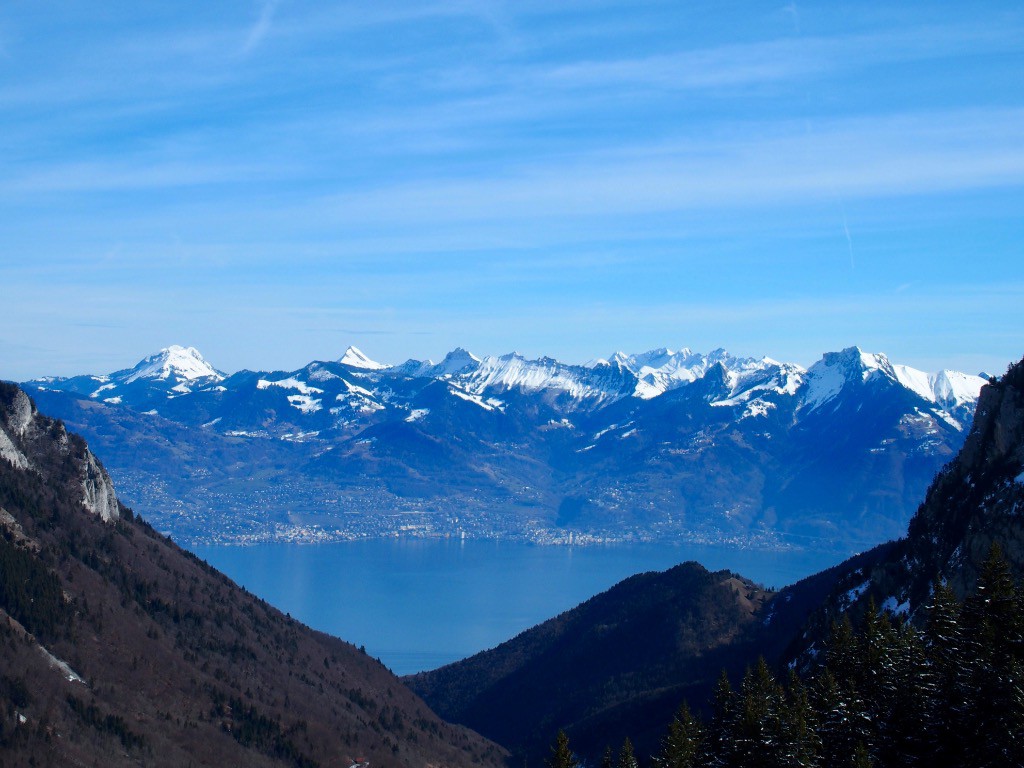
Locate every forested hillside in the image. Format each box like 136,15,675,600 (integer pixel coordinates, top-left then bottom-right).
0,382,504,767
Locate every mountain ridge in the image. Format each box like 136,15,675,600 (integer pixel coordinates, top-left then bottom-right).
22,344,989,549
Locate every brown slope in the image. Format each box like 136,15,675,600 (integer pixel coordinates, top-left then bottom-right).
405,561,772,762
0,382,506,768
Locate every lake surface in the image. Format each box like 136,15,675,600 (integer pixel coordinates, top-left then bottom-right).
191,538,849,676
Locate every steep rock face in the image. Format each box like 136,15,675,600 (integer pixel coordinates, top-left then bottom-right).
0,383,504,768
80,448,120,522
903,360,1024,597
0,382,120,522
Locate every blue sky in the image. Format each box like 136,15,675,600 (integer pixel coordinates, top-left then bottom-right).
2,1,1022,379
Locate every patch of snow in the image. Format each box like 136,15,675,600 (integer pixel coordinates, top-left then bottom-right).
405,408,430,423
201,417,222,428
342,380,376,398
334,383,384,413
1015,471,1024,485
103,396,122,404
287,394,323,414
741,400,774,419
880,596,911,616
38,645,86,685
281,431,320,442
306,366,342,382
933,409,962,431
257,377,324,395
142,409,159,416
618,347,734,398
449,387,496,410
620,429,637,438
842,579,871,605
90,383,117,398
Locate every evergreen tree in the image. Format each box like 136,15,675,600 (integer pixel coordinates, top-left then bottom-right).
707,669,738,767
884,619,932,766
655,702,704,768
826,616,860,688
617,737,639,768
600,745,614,768
780,670,820,767
959,544,1024,767
922,580,965,768
813,667,869,766
732,658,786,768
547,730,579,768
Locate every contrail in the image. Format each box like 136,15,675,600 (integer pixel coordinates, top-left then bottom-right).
840,202,855,270
243,0,279,55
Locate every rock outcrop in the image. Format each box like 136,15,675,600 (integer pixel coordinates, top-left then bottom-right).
0,381,120,521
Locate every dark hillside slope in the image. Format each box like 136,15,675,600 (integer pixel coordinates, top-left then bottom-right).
406,562,775,760
0,382,504,768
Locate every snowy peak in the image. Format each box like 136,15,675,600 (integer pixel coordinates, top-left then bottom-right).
802,346,893,411
801,347,986,417
123,345,223,385
433,348,482,377
610,346,757,399
338,346,389,370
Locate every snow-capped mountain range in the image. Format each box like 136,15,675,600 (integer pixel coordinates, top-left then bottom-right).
23,344,991,550
37,343,983,423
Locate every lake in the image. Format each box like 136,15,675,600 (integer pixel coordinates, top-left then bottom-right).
191,538,850,676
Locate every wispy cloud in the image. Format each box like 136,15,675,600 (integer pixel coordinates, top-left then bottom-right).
311,108,1024,229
